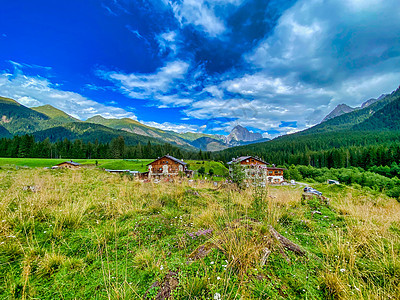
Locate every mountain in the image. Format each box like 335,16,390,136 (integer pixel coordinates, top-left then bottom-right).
0,96,51,135
190,137,228,151
303,87,400,134
354,95,400,131
322,104,355,122
85,115,206,147
361,94,387,108
32,122,170,146
0,125,11,138
226,125,263,143
0,96,269,151
215,86,400,163
32,104,79,123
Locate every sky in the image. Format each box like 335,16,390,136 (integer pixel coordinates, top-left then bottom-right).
0,0,400,137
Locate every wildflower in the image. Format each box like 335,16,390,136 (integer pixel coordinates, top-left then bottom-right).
340,268,345,273
217,276,221,280
160,265,164,270
210,261,214,265
214,293,221,300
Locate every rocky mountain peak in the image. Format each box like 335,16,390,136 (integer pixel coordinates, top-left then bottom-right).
322,104,355,123
226,125,263,143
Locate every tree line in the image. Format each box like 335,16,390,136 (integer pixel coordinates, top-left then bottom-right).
0,135,206,160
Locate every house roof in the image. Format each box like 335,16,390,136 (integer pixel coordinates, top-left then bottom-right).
147,155,187,166
227,156,268,165
56,160,81,166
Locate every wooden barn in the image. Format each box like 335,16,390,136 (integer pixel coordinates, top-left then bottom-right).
147,155,193,179
53,160,81,169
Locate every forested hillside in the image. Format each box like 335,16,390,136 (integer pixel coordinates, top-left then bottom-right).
303,87,400,134
32,122,174,147
0,134,192,159
86,115,196,147
0,96,50,134
354,96,400,131
0,125,11,138
214,131,400,169
32,104,79,123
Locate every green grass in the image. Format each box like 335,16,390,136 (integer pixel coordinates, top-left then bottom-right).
0,158,229,178
99,159,153,172
186,160,228,176
0,168,399,299
0,158,117,168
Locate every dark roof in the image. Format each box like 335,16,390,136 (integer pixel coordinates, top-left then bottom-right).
147,155,187,166
227,156,268,165
56,160,81,166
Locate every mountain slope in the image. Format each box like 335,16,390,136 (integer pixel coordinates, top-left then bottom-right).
0,96,51,135
354,96,400,131
0,125,11,138
86,115,221,148
32,105,79,123
32,122,172,146
215,86,400,163
322,104,355,122
190,137,228,151
303,87,400,134
361,94,387,108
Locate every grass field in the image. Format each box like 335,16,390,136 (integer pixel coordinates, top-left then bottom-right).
0,168,399,299
0,158,229,176
0,158,117,168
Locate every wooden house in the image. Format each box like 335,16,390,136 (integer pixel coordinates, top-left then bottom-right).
228,156,285,184
266,166,285,184
53,160,81,169
147,155,193,179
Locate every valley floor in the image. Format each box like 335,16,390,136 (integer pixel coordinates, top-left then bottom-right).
0,168,399,299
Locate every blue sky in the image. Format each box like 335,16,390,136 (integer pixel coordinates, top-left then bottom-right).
1,0,399,137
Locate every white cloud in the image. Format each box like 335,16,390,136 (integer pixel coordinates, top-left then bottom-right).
141,120,200,133
99,60,190,101
163,0,244,37
156,31,178,54
0,71,137,120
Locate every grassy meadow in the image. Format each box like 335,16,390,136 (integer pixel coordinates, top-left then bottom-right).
0,167,399,299
0,158,228,176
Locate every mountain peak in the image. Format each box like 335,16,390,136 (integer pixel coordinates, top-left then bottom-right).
322,104,355,123
0,96,20,106
226,124,263,143
32,104,79,121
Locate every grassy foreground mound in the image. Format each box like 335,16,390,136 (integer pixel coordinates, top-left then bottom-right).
0,169,399,299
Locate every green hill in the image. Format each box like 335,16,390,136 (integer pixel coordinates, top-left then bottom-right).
302,87,400,134
32,104,79,123
0,125,11,138
32,122,175,146
354,96,400,131
0,96,51,135
86,115,204,148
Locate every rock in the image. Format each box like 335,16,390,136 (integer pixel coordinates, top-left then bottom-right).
23,185,40,193
144,271,179,300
